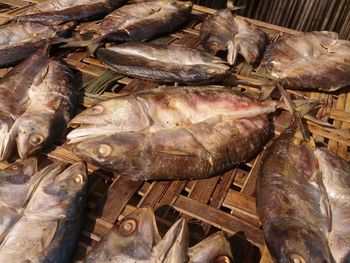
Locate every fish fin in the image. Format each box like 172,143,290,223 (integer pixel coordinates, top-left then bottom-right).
0,123,18,161
303,114,333,128
227,40,237,65
41,220,59,253
259,85,276,100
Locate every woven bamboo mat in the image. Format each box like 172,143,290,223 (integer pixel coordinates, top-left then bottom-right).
1,2,350,263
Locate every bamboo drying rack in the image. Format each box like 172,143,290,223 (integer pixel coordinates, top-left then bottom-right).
1,1,350,262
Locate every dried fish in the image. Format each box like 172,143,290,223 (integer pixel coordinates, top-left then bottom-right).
0,46,50,160
1,58,77,160
264,31,350,91
14,0,127,23
257,120,333,262
67,86,275,180
0,21,74,67
315,148,350,263
96,42,230,84
200,9,267,65
0,161,88,263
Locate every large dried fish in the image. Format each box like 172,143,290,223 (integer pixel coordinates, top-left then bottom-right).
0,22,74,67
67,86,276,180
200,9,267,65
14,0,127,23
85,206,232,263
99,1,192,42
0,46,50,160
264,31,350,91
315,148,350,263
1,58,77,160
0,158,41,242
257,120,333,262
0,161,88,263
96,42,230,84
188,232,233,263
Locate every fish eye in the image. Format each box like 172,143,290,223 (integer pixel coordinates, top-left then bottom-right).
214,255,232,263
289,253,306,263
118,218,137,236
95,144,112,157
73,174,84,184
87,105,104,115
29,134,45,146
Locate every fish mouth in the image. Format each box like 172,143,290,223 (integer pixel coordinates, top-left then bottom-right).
66,125,118,144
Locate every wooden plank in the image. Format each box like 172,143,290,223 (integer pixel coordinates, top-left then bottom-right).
173,196,265,248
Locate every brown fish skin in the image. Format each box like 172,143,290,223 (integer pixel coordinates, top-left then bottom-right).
0,22,74,68
263,31,350,91
200,9,267,65
314,148,350,263
68,86,275,180
95,42,230,85
99,1,192,42
0,46,50,161
256,121,333,263
4,58,77,160
14,0,127,23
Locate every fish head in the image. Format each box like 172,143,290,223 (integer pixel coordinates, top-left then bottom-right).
110,207,161,260
15,112,53,159
72,132,145,173
188,232,233,263
265,219,333,263
0,157,38,185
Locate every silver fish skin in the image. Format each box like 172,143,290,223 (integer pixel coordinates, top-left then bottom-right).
85,207,162,263
314,148,350,263
200,9,267,65
68,86,275,180
263,31,350,91
99,1,192,42
188,232,233,263
0,22,74,68
0,158,41,242
256,121,333,263
95,42,230,85
0,161,88,263
0,46,50,161
14,0,127,23
3,58,77,160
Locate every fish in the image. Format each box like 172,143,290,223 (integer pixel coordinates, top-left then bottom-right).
0,161,88,263
0,158,42,242
0,46,50,160
2,58,77,160
95,42,230,85
67,86,276,180
200,9,267,65
263,31,350,91
188,232,233,263
13,0,127,23
314,148,350,263
85,206,189,262
256,119,333,263
0,21,75,68
99,0,192,42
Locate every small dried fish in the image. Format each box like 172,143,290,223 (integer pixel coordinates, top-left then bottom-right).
0,22,74,68
315,148,350,263
257,120,333,262
264,31,350,91
200,9,267,65
0,46,50,160
2,58,77,160
96,42,230,84
0,161,88,263
14,0,127,23
67,86,276,180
